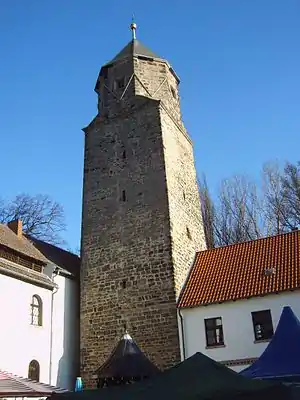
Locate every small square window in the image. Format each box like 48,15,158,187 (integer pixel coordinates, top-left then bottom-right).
251,310,273,341
113,77,126,91
204,317,224,347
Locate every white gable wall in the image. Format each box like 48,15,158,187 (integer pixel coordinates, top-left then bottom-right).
179,291,300,372
0,265,79,391
0,272,52,383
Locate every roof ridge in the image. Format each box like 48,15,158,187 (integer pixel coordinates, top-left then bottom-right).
197,229,299,255
26,235,79,258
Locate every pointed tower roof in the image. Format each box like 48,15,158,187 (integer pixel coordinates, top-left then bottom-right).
103,39,163,67
102,20,164,68
95,332,160,379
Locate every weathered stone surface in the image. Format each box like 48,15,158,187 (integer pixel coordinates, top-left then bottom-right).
80,47,206,388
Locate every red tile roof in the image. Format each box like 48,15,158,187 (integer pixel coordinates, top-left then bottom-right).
178,230,300,308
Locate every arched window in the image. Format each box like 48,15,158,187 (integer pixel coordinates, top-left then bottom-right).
30,295,43,326
28,360,40,381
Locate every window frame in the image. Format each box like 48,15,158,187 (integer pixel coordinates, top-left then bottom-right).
251,309,274,341
204,317,224,348
113,77,126,91
30,295,43,327
28,360,40,382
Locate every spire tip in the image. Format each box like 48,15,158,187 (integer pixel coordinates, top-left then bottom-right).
130,15,137,40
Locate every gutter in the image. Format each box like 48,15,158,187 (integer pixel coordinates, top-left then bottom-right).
178,308,186,360
49,267,59,384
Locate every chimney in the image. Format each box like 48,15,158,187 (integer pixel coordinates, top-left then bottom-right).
7,219,23,238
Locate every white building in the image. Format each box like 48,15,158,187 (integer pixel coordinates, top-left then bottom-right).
177,230,300,372
0,220,80,390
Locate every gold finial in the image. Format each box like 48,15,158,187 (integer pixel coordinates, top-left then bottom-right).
130,15,137,40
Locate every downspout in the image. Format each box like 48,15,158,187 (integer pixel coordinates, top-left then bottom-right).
178,308,186,360
49,268,59,384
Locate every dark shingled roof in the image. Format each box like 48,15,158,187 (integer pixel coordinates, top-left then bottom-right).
28,236,80,278
95,333,160,379
103,39,163,67
0,224,48,264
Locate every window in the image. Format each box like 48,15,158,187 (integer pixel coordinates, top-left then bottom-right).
205,317,224,347
113,77,126,91
30,295,43,326
171,86,177,99
122,190,126,202
122,150,126,159
28,360,40,381
252,310,273,341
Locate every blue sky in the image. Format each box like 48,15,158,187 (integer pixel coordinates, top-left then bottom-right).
1,0,299,250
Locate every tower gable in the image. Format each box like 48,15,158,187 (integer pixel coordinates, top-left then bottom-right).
94,30,180,122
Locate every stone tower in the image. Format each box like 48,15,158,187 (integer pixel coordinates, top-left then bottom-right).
80,23,206,387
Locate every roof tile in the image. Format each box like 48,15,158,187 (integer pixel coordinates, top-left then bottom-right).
0,224,49,264
178,230,300,308
0,370,67,396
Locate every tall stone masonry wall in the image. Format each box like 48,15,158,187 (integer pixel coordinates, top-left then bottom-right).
80,48,206,387
133,56,207,296
160,106,207,296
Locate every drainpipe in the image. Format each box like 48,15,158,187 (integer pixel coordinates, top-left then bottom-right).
49,268,59,384
178,309,186,360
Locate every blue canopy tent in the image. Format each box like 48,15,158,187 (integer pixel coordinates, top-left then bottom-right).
241,306,300,381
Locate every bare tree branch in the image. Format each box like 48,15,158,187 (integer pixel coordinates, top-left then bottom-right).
0,193,66,245
281,161,300,230
213,175,262,246
198,160,300,249
198,174,215,249
261,161,289,234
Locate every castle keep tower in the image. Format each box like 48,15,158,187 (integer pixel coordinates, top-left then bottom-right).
80,23,206,386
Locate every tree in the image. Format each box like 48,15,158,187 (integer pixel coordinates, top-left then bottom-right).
198,159,300,249
281,161,300,230
214,175,262,246
261,161,288,235
198,174,262,248
0,193,66,245
198,175,215,249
